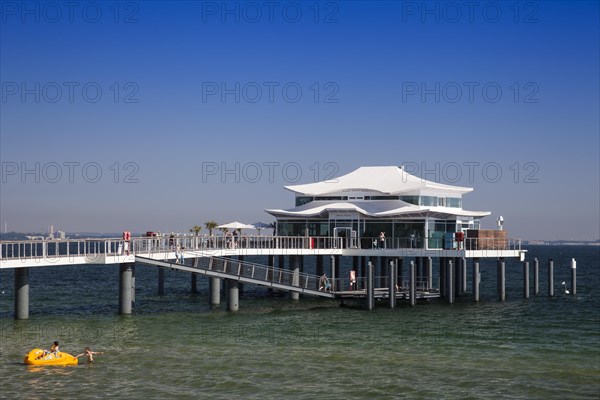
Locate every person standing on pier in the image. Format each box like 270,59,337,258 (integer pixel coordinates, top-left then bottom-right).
379,232,386,249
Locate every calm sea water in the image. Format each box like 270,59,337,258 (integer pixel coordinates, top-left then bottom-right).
0,245,598,399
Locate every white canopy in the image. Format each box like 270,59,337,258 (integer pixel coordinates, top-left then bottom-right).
216,221,255,230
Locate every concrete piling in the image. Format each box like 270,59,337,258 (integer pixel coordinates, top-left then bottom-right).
119,263,134,314
209,277,221,306
548,259,554,297
290,255,300,300
366,261,374,310
571,258,577,295
226,280,239,311
461,257,467,295
534,258,539,295
191,273,197,294
473,258,480,302
440,258,446,298
426,257,433,290
389,260,396,309
14,268,29,320
158,267,164,295
447,259,454,304
409,260,416,307
498,258,506,301
523,261,529,299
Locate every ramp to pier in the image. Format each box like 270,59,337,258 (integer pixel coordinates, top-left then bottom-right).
135,255,336,299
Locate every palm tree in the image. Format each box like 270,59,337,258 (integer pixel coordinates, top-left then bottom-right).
204,221,218,236
190,225,202,235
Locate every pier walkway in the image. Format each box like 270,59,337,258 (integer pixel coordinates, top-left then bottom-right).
0,234,524,269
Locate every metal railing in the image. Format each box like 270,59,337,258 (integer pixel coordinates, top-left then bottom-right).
1,234,521,262
195,256,325,293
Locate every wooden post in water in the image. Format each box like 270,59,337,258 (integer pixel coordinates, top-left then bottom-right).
158,267,164,295
14,267,29,320
534,258,539,295
389,260,396,309
473,258,480,302
571,258,577,295
523,261,529,299
498,258,506,301
366,261,374,310
409,260,416,307
548,259,554,297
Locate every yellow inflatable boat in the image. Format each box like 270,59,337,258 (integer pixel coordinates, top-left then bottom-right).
24,348,78,366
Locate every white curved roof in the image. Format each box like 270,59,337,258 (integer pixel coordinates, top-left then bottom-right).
266,200,490,219
285,166,472,196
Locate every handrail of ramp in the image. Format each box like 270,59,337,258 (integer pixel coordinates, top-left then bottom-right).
135,255,336,298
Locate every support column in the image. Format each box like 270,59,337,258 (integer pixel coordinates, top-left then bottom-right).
548,259,554,297
158,267,164,295
226,280,239,311
416,257,422,285
397,258,403,290
440,258,446,298
388,260,396,309
380,257,388,288
523,261,529,299
461,257,467,295
447,259,454,304
330,255,336,292
498,258,506,301
268,255,275,281
119,263,134,314
238,255,244,297
534,258,539,295
360,256,366,281
426,257,433,290
131,264,136,306
455,257,462,297
571,258,577,295
14,268,29,320
366,261,374,310
409,260,416,307
290,255,300,300
473,258,480,302
191,273,197,294
316,255,323,278
209,277,221,306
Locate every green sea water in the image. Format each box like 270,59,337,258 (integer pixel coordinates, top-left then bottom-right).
0,246,598,399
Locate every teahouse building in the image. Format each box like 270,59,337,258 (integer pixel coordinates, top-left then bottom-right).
266,166,490,249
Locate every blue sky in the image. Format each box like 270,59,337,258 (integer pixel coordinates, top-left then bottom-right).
1,0,598,240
